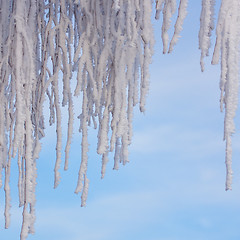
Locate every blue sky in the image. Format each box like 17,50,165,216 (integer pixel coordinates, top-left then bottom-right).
1,1,240,240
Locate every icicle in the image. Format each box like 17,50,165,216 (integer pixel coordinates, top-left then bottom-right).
4,155,12,229
75,73,89,202
64,93,74,171
221,0,240,190
161,0,177,54
155,0,188,54
113,138,121,170
139,0,154,112
198,0,240,190
168,0,188,53
101,153,109,179
52,65,63,189
199,0,215,71
18,149,25,207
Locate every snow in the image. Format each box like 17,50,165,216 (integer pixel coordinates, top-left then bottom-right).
0,1,239,239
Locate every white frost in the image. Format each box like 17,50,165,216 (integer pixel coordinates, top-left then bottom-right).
0,1,239,239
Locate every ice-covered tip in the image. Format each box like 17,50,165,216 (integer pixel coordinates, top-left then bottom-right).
81,175,89,207
101,153,109,179
168,0,188,54
54,171,61,189
198,0,215,72
225,137,233,191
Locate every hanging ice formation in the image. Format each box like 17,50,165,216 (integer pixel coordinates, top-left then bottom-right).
155,0,240,189
0,1,154,239
0,0,239,239
198,0,240,190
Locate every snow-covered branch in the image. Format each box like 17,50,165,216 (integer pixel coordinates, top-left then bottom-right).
0,1,239,239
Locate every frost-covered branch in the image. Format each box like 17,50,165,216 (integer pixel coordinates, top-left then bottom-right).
0,1,240,239
0,1,153,239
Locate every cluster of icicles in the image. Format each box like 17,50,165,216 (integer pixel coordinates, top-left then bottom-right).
0,0,239,239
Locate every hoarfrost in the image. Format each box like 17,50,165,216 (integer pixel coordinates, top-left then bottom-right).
0,1,239,239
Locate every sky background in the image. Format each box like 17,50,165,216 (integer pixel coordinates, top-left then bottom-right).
1,1,240,240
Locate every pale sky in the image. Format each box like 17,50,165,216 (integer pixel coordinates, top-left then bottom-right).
1,2,240,240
